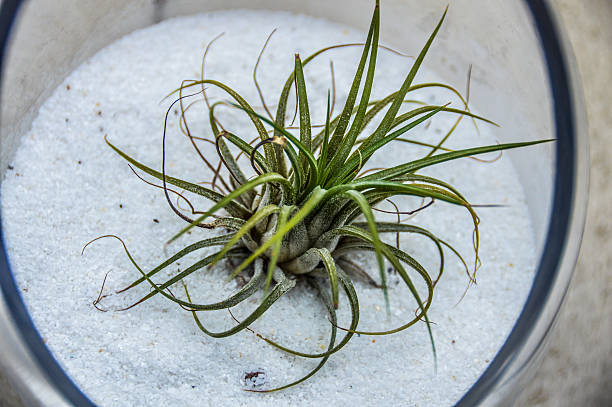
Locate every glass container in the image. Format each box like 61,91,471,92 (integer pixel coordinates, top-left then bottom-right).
0,0,588,405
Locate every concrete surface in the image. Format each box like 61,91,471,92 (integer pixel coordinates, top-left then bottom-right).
0,0,610,406
0,372,19,407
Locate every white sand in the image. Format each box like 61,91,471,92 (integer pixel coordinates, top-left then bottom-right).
0,10,536,407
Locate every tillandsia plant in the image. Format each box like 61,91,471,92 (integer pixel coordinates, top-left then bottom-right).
85,1,548,392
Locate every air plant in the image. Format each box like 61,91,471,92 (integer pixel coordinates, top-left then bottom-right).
86,1,547,392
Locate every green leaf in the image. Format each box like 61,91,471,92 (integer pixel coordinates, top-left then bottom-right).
324,2,378,161
278,138,304,194
142,252,263,311
229,102,320,200
391,105,496,132
264,205,292,292
215,131,256,204
334,104,448,184
118,234,234,292
331,181,464,206
318,91,332,172
168,172,295,244
313,248,339,308
169,78,280,171
186,268,295,338
247,276,338,393
244,266,359,360
352,222,445,285
105,136,251,219
330,225,437,367
323,3,380,183
358,7,448,155
228,187,328,279
219,130,270,173
342,189,388,312
360,140,552,182
294,55,312,167
210,204,280,267
85,234,252,310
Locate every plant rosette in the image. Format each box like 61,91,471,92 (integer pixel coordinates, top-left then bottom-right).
84,0,548,392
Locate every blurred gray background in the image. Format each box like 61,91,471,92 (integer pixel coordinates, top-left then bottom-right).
0,0,611,406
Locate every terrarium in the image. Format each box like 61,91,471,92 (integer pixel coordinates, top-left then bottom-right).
0,0,587,406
